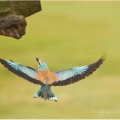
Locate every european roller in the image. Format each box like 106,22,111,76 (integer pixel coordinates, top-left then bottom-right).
0,54,106,102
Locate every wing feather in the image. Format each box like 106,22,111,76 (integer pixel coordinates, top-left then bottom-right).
52,54,106,86
0,58,43,85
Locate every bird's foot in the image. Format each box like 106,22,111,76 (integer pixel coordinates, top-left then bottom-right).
49,96,58,102
33,93,39,98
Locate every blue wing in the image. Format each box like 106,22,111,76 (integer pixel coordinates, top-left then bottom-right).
52,54,106,86
0,58,43,85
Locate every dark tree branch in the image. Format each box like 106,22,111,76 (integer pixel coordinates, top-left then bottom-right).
0,1,42,40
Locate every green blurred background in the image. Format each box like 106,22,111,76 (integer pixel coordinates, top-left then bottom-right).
0,1,120,119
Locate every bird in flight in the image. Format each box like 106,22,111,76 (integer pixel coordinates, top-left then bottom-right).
0,54,106,102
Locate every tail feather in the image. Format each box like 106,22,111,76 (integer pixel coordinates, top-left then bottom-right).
33,85,57,102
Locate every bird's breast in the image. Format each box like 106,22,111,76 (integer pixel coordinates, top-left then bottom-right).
36,70,59,85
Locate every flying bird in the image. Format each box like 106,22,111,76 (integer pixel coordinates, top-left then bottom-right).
0,54,106,102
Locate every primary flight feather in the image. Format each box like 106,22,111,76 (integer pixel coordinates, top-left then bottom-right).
0,54,106,102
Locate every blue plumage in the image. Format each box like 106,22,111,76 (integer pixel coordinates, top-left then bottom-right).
0,54,106,101
56,66,88,80
6,60,37,78
36,57,49,71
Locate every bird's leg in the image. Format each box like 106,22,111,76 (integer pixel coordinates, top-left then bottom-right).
48,87,58,102
33,86,43,98
33,85,58,102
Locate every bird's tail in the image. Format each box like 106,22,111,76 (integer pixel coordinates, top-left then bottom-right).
34,85,57,102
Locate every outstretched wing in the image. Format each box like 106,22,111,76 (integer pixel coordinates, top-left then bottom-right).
0,58,43,85
52,54,106,86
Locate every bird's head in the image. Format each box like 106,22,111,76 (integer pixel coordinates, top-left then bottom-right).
36,58,49,71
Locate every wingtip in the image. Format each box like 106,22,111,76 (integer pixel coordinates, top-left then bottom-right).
101,53,106,61
0,58,4,63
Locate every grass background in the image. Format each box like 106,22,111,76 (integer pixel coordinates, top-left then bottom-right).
0,1,120,119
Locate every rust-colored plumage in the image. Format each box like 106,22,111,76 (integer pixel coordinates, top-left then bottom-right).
36,70,59,85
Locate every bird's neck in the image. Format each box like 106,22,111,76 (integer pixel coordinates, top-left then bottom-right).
38,66,49,71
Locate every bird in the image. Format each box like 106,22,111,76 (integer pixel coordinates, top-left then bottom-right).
0,54,106,102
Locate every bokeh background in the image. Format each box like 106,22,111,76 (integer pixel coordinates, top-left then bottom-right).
0,1,120,119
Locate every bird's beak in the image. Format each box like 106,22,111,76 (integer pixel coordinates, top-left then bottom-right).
36,57,41,65
36,57,39,62
36,57,40,64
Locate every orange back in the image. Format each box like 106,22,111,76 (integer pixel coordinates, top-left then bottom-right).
36,70,59,85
